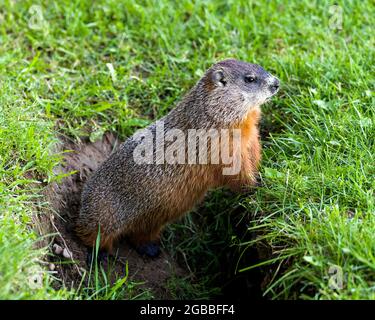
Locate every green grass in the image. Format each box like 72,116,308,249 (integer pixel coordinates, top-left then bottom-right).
73,234,154,300
0,76,67,299
0,0,373,299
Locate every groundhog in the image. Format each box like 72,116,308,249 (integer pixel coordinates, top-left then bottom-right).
76,59,279,257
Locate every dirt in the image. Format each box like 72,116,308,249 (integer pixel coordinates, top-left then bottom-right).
42,133,187,299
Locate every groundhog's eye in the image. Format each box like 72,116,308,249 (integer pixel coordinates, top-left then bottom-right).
244,75,256,83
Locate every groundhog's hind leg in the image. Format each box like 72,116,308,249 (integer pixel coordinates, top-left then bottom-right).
76,225,126,267
75,222,122,255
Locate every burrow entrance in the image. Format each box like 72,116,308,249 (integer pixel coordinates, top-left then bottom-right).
42,132,269,299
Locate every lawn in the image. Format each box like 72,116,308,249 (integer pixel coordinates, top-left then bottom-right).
0,0,373,299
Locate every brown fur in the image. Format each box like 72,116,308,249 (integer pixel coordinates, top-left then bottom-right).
76,59,279,252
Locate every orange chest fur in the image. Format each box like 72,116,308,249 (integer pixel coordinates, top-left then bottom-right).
238,108,261,154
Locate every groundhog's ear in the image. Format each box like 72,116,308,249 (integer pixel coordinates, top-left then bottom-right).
211,69,226,87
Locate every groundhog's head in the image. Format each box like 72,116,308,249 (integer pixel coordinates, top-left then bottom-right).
198,59,279,125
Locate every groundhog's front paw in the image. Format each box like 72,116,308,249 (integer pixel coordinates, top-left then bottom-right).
135,242,161,258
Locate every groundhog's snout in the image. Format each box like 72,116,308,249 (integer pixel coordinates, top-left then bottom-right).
269,77,280,95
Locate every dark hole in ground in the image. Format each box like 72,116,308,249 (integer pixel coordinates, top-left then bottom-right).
43,132,270,299
172,192,272,301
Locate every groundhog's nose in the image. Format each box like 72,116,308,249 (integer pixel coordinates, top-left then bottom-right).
269,77,280,94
